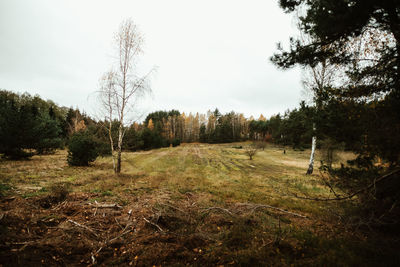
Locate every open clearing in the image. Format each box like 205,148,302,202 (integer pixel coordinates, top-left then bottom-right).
0,143,397,266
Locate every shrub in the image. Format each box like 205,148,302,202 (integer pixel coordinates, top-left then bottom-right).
171,138,181,147
1,148,33,160
95,140,112,156
67,131,99,166
255,141,267,151
49,182,70,201
244,143,258,160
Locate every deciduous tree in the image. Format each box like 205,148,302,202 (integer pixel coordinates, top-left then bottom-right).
98,19,153,173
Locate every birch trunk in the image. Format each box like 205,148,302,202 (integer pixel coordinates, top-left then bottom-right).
108,119,116,172
306,123,317,175
116,113,124,173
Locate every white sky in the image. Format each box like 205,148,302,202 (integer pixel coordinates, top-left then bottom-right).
0,0,302,120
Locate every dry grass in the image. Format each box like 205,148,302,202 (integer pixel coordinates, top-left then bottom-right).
0,144,355,222
1,143,397,266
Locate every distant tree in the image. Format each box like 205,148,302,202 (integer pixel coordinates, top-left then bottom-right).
199,124,207,143
34,114,62,154
277,102,314,150
244,143,258,160
0,90,63,159
123,125,143,151
255,141,267,151
147,118,154,131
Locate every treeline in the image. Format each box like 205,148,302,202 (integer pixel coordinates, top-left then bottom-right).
0,90,108,159
142,109,249,144
5,89,390,164
1,89,325,161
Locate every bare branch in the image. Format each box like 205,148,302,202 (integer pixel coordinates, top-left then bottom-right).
236,203,307,218
143,217,165,232
293,169,400,201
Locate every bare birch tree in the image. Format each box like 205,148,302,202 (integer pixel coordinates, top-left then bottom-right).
301,26,385,174
301,38,339,175
303,56,339,175
98,18,153,173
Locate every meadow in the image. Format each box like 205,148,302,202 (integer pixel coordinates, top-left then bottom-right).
0,143,398,266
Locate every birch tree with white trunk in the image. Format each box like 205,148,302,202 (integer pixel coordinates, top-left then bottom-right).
302,27,384,174
98,19,154,174
302,54,337,175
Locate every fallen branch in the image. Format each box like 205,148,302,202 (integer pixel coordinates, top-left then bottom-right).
51,200,68,211
91,201,122,209
158,202,187,214
114,218,124,230
92,223,135,264
293,168,400,202
5,241,36,252
18,241,36,252
237,203,307,218
320,172,340,198
108,228,134,243
143,217,164,232
67,219,98,237
202,207,234,216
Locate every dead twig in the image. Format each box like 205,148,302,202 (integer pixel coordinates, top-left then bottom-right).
143,217,164,232
91,201,122,209
158,202,187,214
91,246,104,265
67,219,99,237
108,227,134,243
51,200,68,211
237,203,307,218
320,172,340,198
202,207,235,217
92,223,135,264
128,209,132,220
114,217,124,230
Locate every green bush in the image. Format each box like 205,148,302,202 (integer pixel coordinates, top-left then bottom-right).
1,148,33,160
171,138,181,147
95,140,112,157
67,131,99,166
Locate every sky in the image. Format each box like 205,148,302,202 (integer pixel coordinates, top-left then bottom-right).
0,0,302,120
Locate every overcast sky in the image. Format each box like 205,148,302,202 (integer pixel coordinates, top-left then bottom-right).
0,0,302,120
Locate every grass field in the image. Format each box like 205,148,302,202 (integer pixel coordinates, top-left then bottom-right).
0,143,398,266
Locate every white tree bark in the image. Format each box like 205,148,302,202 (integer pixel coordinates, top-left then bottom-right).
98,19,153,174
306,123,317,175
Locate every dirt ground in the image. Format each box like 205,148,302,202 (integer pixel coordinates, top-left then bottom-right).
3,190,397,267
1,190,212,266
0,190,315,267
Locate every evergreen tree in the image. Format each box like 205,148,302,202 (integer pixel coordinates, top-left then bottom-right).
272,0,400,164
0,90,63,159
